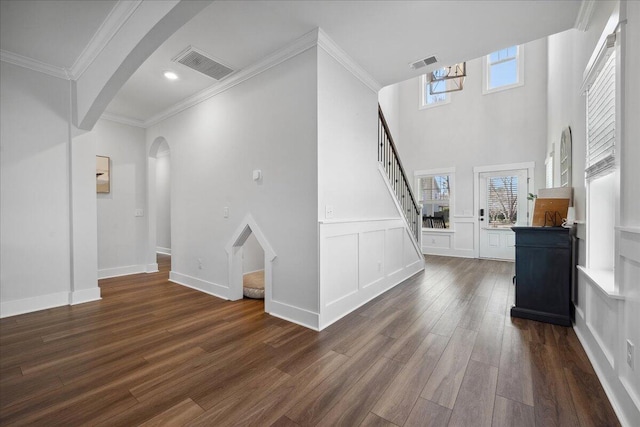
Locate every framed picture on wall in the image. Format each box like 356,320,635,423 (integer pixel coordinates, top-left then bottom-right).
96,156,110,193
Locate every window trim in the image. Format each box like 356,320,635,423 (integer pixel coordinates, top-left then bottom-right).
482,45,525,94
415,167,455,230
419,74,451,110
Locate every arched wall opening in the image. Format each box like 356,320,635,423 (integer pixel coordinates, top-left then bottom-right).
147,137,171,271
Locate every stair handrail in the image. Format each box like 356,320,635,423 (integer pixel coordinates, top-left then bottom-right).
378,104,421,242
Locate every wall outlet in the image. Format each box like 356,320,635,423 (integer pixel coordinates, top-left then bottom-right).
627,340,634,370
135,208,144,217
377,261,382,272
325,205,334,219
197,258,203,270
223,207,229,218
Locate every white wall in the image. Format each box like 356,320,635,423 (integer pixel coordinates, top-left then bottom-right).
387,38,548,256
0,62,72,314
94,119,148,278
547,1,640,425
242,232,265,273
317,47,398,221
147,47,319,323
155,145,171,253
0,61,100,316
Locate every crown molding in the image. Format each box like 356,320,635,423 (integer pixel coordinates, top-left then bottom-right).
69,0,143,79
316,28,381,93
0,49,70,80
144,28,320,127
575,0,596,32
100,111,146,128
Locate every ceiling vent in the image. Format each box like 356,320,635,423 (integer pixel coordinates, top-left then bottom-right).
172,46,234,81
410,56,438,70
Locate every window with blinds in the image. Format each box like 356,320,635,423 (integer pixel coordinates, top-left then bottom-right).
586,35,616,180
487,175,518,227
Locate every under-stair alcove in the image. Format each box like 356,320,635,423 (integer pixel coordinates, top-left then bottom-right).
226,214,277,314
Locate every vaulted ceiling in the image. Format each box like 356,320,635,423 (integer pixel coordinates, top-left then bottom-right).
0,0,583,126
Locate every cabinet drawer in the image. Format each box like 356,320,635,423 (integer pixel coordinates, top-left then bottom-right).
513,227,570,248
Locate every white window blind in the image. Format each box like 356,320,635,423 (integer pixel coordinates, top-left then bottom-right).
586,42,616,180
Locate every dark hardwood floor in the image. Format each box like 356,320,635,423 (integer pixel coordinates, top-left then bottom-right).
0,254,620,426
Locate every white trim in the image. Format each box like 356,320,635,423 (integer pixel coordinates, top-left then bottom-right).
144,28,320,127
69,0,144,79
69,287,101,305
98,264,146,279
0,49,70,80
377,164,423,256
269,300,320,331
0,291,69,318
319,217,399,225
575,0,597,31
146,263,159,273
156,247,172,255
577,266,623,300
243,268,265,276
616,226,640,234
169,271,229,300
317,28,381,93
573,323,639,427
101,112,146,128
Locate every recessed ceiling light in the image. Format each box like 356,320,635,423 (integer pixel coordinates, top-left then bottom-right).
164,71,178,80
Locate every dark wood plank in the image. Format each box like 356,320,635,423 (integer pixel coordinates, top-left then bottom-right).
491,395,535,427
371,333,448,425
448,359,498,427
529,342,580,427
496,321,534,406
421,327,477,409
138,398,205,427
470,311,504,367
359,412,399,427
404,398,452,427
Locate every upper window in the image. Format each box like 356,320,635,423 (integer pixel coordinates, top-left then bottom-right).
483,45,524,93
419,73,450,109
415,169,454,229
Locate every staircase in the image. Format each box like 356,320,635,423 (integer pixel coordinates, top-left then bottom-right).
378,105,421,244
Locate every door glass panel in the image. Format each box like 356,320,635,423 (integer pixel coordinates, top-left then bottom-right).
487,175,518,228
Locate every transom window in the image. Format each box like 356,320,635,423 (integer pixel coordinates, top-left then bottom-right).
419,73,450,109
483,45,524,93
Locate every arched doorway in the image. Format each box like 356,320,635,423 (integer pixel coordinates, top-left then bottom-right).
147,137,171,272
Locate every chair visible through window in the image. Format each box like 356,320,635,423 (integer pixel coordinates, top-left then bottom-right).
423,215,446,228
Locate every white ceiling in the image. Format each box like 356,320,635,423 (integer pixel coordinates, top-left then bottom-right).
1,1,583,125
0,0,117,69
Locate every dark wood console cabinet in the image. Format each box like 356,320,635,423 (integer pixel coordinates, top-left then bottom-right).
511,226,574,326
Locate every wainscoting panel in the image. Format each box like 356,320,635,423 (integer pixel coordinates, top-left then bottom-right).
359,230,385,289
323,233,359,306
319,218,424,330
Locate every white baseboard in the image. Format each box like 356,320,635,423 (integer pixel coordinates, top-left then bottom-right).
169,271,229,300
69,287,101,305
156,247,171,255
98,265,146,279
269,299,320,331
0,291,69,318
574,320,640,427
146,263,159,273
422,247,476,258
243,268,265,275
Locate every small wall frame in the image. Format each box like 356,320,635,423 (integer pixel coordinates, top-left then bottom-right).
96,156,110,193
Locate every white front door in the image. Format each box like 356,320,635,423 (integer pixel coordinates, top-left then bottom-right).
479,169,529,260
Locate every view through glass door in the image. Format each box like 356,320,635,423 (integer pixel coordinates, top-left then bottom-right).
479,169,528,260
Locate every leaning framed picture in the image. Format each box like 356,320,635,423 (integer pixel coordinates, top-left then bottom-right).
96,156,110,193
